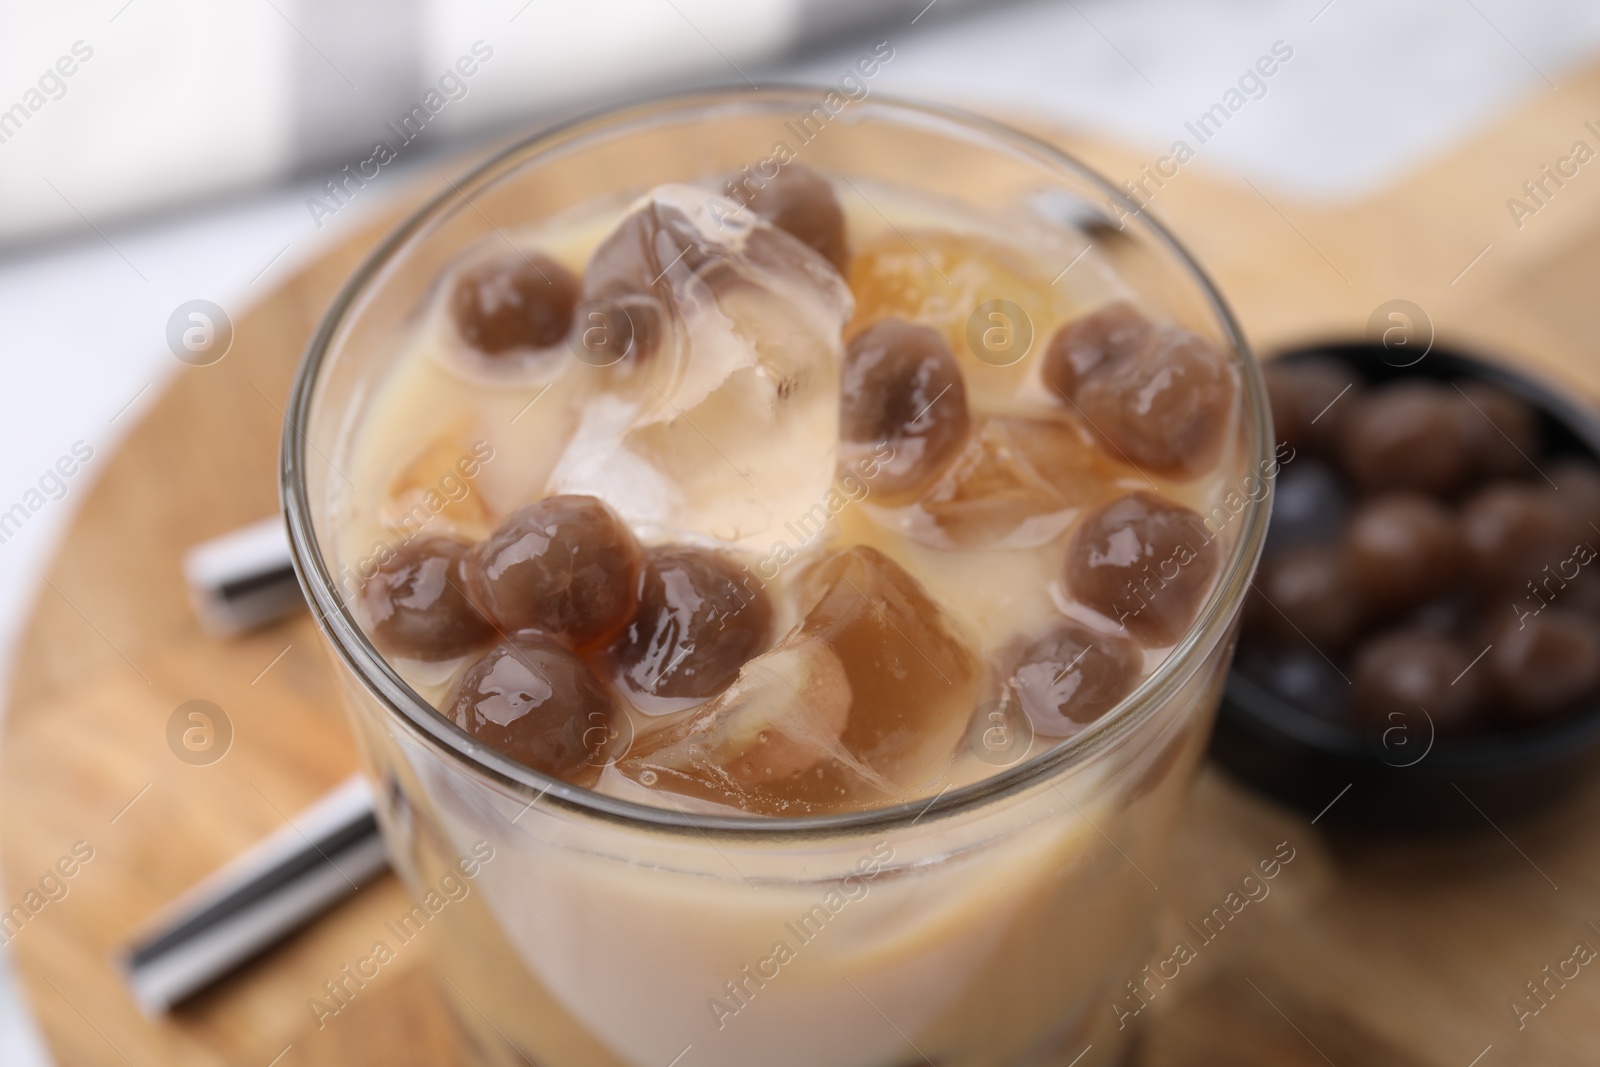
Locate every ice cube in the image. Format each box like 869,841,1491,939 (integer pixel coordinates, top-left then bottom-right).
620,546,982,814
619,636,866,810
847,228,1077,410
383,422,493,538
913,416,1139,547
549,186,853,548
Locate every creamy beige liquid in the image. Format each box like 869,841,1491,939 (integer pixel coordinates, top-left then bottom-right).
333,176,1245,1067
358,668,1222,1067
336,179,1246,809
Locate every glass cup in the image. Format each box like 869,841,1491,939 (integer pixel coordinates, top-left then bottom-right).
282,89,1271,1067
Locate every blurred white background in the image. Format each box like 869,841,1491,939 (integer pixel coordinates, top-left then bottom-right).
4,0,1600,1060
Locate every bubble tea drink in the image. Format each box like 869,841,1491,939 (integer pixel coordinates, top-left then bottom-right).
284,92,1270,1067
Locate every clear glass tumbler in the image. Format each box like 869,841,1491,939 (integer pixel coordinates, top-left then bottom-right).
283,89,1271,1067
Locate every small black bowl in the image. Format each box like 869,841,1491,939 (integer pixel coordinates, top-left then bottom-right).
1209,341,1600,831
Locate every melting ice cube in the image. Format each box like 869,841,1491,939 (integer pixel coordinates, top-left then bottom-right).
548,186,854,548
621,546,981,814
913,416,1137,548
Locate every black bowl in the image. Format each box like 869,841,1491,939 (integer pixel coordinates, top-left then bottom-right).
1209,342,1600,831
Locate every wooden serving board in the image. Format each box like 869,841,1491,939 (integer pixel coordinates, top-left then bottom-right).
8,70,1600,1066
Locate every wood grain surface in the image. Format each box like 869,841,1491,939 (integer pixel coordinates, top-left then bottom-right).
6,71,1600,1066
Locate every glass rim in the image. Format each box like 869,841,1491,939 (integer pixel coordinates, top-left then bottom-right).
280,85,1273,842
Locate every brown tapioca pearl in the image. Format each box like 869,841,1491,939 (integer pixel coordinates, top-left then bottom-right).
445,633,618,785
1073,328,1235,477
576,200,724,370
1399,588,1478,639
1046,304,1235,478
1041,301,1151,397
1460,482,1585,595
1566,569,1600,619
731,163,848,273
1486,610,1600,722
450,253,579,355
1251,544,1363,650
614,546,772,703
1344,493,1462,615
1455,380,1542,479
840,318,971,503
1352,630,1487,737
360,536,495,661
471,495,641,649
1549,458,1600,532
1066,491,1221,646
1260,356,1360,456
621,547,982,814
1010,621,1143,737
1337,380,1477,495
1515,539,1600,616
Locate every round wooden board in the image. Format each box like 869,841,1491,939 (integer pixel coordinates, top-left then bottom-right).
8,87,1600,1066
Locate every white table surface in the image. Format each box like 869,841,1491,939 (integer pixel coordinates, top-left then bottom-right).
2,0,1597,1060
